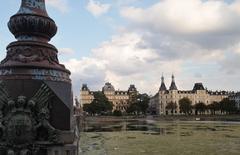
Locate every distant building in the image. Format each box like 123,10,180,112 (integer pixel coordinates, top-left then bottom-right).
229,92,240,109
150,75,231,115
80,83,138,112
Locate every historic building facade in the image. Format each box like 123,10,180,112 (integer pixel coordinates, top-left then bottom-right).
150,75,231,115
229,92,240,110
80,83,138,112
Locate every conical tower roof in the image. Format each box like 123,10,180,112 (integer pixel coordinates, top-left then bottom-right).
169,74,178,90
159,75,167,91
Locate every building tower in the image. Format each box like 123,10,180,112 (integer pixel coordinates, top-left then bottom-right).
128,84,138,104
169,74,178,90
128,84,137,93
159,75,167,91
0,0,77,154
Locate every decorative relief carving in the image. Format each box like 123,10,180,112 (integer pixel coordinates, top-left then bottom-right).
1,45,59,64
0,82,59,154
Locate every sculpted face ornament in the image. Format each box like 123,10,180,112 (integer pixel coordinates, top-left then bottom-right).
0,82,59,154
16,96,26,109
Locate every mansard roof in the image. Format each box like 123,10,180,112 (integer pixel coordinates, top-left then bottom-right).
193,83,205,91
128,84,137,92
81,84,89,91
102,82,115,91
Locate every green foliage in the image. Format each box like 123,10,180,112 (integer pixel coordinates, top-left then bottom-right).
207,99,237,115
83,103,93,114
179,97,192,115
194,102,207,115
166,101,177,115
126,102,140,114
219,98,237,114
113,110,122,116
126,93,150,115
207,101,220,115
138,94,150,114
83,91,113,115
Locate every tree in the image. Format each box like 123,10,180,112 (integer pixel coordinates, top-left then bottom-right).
126,93,150,115
83,91,113,115
220,98,237,114
166,101,177,115
138,94,150,114
179,97,192,115
126,102,138,114
83,103,93,114
194,102,206,115
113,110,122,116
207,101,220,115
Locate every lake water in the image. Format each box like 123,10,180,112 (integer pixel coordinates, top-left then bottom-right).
80,117,240,155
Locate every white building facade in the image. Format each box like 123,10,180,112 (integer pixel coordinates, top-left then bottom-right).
150,75,230,115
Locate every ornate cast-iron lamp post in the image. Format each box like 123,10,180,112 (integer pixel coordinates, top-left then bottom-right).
0,0,77,154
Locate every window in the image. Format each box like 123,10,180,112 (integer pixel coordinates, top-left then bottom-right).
66,150,70,155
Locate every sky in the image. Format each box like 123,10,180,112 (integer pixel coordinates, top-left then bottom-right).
1,0,240,96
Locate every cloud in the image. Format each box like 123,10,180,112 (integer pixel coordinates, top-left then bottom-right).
121,0,240,34
64,57,107,93
64,33,183,94
46,0,69,13
58,48,75,55
117,0,240,68
86,0,111,17
120,0,240,49
66,0,240,95
231,0,240,14
220,53,240,74
219,43,240,75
